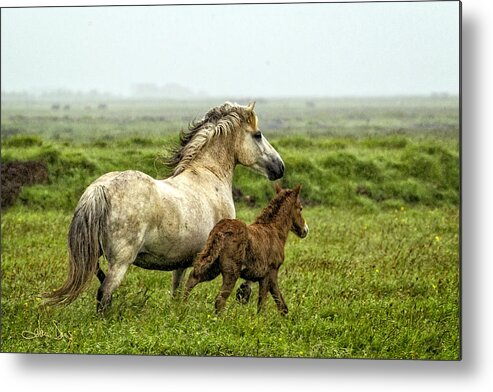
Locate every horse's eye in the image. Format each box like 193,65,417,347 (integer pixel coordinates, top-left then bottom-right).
253,132,262,140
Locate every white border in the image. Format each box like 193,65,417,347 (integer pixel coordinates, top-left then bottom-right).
2,0,492,391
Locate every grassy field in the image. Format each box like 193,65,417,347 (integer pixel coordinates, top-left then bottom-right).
1,97,460,359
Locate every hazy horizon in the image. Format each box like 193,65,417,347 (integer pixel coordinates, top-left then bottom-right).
1,2,460,99
0,89,459,101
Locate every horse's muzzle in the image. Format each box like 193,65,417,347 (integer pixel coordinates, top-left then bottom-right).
300,224,309,239
293,223,309,239
267,159,285,180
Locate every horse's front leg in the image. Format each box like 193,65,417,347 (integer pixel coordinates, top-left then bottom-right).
172,268,187,298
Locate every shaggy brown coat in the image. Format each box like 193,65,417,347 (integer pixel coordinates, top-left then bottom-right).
184,184,308,315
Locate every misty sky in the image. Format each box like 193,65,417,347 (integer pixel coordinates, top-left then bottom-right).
1,2,460,98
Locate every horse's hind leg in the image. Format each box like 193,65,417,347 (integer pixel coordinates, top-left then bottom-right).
96,262,106,284
97,262,131,314
96,248,135,314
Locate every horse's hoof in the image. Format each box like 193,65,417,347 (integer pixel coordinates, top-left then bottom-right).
96,301,109,316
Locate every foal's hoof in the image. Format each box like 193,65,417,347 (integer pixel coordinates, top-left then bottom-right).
236,282,252,304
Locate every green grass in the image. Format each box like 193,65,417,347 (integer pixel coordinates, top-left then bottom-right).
1,205,459,358
1,133,458,211
0,97,460,359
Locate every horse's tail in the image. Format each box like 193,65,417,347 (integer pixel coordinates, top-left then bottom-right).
42,185,109,306
193,229,225,277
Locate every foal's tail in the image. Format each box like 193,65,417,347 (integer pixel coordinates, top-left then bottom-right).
42,185,109,306
193,230,225,277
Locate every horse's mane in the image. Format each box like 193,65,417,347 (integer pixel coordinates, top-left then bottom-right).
254,189,296,225
166,102,256,177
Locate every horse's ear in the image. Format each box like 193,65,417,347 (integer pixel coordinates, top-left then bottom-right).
247,101,256,112
294,184,302,196
275,183,282,194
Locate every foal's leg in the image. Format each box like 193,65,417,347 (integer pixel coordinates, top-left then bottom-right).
171,268,187,298
236,280,253,304
268,269,288,315
183,273,199,302
257,276,270,314
215,273,238,314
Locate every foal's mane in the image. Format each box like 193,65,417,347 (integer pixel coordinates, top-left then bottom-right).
254,189,296,225
166,102,256,177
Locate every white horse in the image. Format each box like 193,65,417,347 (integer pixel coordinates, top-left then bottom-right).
43,102,284,313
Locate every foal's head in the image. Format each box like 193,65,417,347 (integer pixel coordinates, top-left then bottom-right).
276,184,309,239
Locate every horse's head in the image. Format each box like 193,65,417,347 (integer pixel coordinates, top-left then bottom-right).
276,184,309,239
235,102,285,181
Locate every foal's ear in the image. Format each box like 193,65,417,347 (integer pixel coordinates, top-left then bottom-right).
275,183,282,194
247,101,256,112
294,184,302,196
